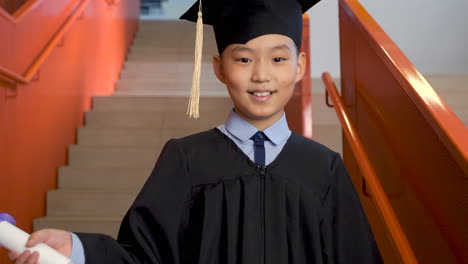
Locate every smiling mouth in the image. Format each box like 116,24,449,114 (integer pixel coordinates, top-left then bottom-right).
248,91,275,97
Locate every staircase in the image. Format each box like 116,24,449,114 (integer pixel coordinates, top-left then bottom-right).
33,21,232,237
33,20,467,238
424,75,468,127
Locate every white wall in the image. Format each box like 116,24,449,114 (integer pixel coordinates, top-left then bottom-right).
308,0,468,78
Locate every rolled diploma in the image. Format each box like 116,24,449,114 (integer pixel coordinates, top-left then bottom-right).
0,221,73,264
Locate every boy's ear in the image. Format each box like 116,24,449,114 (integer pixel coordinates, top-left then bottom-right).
295,51,307,83
213,55,226,84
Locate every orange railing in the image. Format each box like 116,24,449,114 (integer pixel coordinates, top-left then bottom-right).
0,0,90,85
0,1,139,263
322,72,417,264
334,0,468,263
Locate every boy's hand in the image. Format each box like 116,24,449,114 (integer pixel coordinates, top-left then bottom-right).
6,229,72,264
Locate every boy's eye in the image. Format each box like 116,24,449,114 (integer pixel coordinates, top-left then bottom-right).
237,58,251,63
273,57,286,62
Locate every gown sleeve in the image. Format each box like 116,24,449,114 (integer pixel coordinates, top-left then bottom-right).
320,154,383,264
76,139,192,264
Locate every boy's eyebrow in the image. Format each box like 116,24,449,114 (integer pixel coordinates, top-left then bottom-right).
270,44,291,51
231,46,255,53
231,44,291,53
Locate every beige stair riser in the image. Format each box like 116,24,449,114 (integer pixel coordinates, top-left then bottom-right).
312,124,343,155
127,51,215,58
120,69,218,80
127,54,214,62
133,29,215,38
133,31,215,40
128,46,218,55
123,61,214,71
112,90,230,97
77,127,208,147
34,217,121,238
78,128,163,147
46,190,137,217
116,80,225,92
130,41,216,48
58,167,152,191
84,111,227,129
92,96,232,112
68,146,160,168
85,111,162,128
312,92,341,125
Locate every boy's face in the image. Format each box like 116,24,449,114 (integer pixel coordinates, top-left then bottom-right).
213,34,306,129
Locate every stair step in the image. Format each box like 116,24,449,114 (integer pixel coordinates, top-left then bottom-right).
133,27,216,38
120,67,217,81
84,110,227,129
312,124,343,155
116,79,224,92
85,110,162,128
112,90,230,97
425,75,468,92
77,127,207,147
437,91,468,126
77,127,163,147
46,190,137,217
135,20,211,31
34,216,122,238
119,72,218,81
127,53,214,63
133,31,215,43
128,45,217,55
121,61,214,77
312,92,340,125
58,167,152,191
68,145,159,168
437,91,468,110
92,96,232,112
127,40,216,48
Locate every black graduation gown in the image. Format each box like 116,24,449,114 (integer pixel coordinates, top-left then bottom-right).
77,128,383,263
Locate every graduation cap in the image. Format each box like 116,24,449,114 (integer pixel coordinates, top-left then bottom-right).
180,0,321,118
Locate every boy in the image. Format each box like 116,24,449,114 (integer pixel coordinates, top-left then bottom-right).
7,0,383,263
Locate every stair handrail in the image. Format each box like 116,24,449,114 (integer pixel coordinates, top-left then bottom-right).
340,0,468,173
322,72,418,264
0,0,91,85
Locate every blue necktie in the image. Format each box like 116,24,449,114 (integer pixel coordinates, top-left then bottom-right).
251,131,269,166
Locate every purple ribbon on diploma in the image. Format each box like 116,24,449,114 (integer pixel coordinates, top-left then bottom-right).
0,212,16,225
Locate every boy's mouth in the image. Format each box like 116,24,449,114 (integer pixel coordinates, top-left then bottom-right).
247,90,276,102
248,91,276,97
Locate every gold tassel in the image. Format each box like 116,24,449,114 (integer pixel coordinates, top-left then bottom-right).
187,1,203,118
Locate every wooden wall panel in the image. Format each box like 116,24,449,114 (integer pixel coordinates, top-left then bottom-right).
0,1,139,262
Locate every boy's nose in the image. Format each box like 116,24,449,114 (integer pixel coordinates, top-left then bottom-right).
251,61,272,83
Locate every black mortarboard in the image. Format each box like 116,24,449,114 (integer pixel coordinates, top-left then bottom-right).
180,0,321,54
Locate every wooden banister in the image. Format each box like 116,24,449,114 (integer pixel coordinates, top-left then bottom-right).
0,0,90,85
322,72,418,264
341,0,468,173
337,0,467,262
